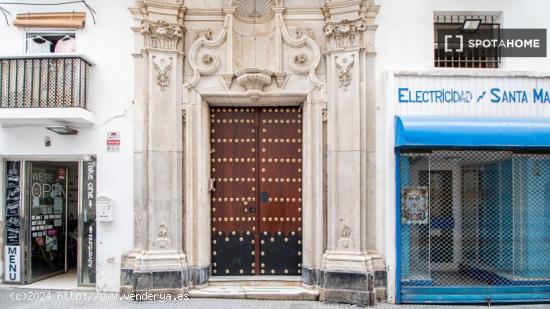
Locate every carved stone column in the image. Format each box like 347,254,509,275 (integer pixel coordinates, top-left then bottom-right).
122,0,188,296
320,0,383,306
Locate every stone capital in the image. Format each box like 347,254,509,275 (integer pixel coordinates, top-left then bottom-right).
140,19,185,51
324,18,368,51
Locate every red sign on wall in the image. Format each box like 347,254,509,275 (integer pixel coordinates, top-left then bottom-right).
106,131,120,152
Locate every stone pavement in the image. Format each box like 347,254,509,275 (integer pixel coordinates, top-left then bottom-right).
0,288,548,309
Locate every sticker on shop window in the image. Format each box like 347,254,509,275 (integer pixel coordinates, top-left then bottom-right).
401,186,429,225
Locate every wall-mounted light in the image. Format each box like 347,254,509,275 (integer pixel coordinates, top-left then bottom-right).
45,126,78,135
462,18,482,32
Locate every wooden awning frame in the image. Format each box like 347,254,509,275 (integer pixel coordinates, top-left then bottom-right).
13,12,86,28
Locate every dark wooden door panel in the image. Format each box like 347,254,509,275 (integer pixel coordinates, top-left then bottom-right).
258,107,302,275
211,107,256,275
210,106,302,276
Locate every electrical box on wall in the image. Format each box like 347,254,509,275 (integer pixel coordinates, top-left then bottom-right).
96,196,114,222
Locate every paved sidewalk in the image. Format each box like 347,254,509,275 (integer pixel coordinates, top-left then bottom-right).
0,288,549,309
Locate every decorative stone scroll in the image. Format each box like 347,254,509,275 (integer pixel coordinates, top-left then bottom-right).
324,18,367,50
141,19,184,51
186,12,323,90
186,19,229,88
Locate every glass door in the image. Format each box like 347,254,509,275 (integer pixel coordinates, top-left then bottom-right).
27,163,68,282
418,170,457,271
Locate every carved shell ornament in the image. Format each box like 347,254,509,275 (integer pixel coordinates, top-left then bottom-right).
235,68,273,91
233,0,274,18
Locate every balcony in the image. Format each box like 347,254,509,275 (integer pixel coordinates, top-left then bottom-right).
0,54,94,127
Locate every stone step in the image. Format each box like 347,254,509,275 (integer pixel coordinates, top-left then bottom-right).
208,275,302,287
188,285,319,300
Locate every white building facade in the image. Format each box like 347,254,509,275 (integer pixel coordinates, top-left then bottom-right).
0,0,549,306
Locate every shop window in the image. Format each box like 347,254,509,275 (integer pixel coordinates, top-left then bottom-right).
26,31,76,54
399,150,550,289
434,14,500,68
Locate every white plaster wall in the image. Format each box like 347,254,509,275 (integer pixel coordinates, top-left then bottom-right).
0,0,135,291
375,0,550,72
374,0,550,303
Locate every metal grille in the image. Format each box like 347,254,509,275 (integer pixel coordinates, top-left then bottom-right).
434,14,500,68
400,150,550,287
0,56,91,109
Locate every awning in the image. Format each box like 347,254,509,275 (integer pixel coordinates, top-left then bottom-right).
13,12,86,28
395,116,550,148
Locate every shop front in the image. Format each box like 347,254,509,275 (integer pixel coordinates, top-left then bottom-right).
389,72,550,304
2,157,96,286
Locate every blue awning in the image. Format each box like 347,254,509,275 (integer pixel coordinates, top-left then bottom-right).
395,116,550,148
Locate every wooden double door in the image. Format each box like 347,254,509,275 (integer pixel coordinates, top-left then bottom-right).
210,107,302,276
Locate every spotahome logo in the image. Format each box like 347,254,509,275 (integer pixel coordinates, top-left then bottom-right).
440,29,547,57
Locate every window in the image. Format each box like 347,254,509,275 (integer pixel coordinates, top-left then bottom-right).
26,31,76,54
434,14,500,68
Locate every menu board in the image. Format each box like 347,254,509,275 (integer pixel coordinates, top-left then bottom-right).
5,161,21,282
5,161,21,245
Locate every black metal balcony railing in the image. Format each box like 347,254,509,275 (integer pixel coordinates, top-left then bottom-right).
0,55,91,109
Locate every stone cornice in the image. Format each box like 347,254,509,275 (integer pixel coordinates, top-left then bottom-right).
137,0,186,18
322,0,362,19
324,0,363,11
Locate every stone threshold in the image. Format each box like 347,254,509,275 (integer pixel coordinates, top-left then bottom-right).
209,275,302,286
188,285,319,300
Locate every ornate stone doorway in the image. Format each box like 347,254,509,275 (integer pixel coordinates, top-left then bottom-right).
127,0,385,305
210,106,303,276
